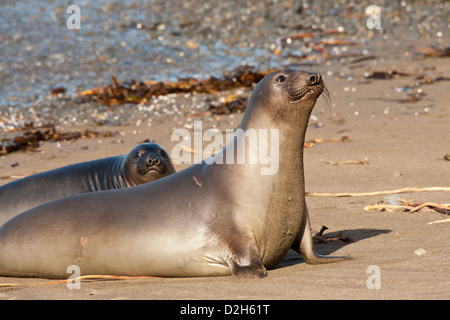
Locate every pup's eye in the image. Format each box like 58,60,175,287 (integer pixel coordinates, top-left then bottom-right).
158,149,167,157
135,151,143,158
275,75,286,83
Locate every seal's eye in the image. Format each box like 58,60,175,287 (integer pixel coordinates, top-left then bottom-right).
157,149,167,158
134,151,143,158
275,75,286,83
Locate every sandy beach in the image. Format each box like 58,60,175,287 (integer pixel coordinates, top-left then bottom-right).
0,1,449,301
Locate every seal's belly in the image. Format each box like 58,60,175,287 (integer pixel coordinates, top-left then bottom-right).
77,251,232,278
157,254,232,277
77,229,233,277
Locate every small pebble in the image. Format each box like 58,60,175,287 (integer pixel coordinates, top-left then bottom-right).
186,40,200,50
414,248,428,256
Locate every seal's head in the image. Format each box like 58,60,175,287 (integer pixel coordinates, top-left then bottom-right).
245,69,327,124
277,69,325,104
125,143,176,186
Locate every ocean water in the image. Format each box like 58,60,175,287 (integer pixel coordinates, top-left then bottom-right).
0,0,447,109
0,0,276,107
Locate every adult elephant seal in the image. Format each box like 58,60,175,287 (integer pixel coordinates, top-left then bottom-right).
0,69,350,278
0,143,175,225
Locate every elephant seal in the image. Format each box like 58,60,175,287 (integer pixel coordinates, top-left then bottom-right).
0,69,350,278
0,143,175,225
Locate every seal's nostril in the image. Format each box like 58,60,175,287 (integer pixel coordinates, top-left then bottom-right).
147,155,161,166
308,73,322,85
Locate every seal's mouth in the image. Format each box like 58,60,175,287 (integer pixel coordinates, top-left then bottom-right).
146,165,163,173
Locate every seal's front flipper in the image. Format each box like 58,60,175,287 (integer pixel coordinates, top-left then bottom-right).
230,259,267,278
227,235,267,278
293,206,352,264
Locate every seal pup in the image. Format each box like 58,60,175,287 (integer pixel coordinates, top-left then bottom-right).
0,70,350,278
0,143,175,225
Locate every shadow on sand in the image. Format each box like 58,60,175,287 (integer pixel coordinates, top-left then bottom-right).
274,228,391,269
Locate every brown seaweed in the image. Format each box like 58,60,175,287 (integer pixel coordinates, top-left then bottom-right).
207,94,249,115
76,66,271,106
365,70,413,79
0,127,118,155
413,46,450,58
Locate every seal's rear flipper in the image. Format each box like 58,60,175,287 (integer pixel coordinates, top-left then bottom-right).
292,207,352,264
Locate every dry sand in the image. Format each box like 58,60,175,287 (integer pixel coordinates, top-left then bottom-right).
0,54,449,301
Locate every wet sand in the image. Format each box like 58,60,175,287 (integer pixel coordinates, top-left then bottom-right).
1,51,449,300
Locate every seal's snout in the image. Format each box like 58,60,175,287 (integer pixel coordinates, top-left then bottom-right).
147,154,161,167
308,73,322,86
285,70,324,102
134,146,175,177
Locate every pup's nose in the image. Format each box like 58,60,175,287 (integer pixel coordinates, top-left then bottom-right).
147,155,161,166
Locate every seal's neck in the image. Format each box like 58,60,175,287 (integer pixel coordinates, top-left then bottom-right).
87,156,129,190
229,107,313,266
238,107,311,166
